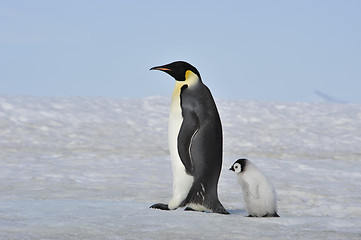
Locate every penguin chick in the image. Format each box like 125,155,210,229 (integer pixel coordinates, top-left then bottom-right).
230,159,279,217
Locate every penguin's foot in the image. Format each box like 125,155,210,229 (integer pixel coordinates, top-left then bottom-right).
263,212,280,217
184,207,196,211
245,212,280,217
150,203,170,210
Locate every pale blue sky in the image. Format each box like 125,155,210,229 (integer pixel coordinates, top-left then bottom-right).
1,0,360,102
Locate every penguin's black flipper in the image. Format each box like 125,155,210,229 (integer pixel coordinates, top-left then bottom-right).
150,203,169,210
177,108,200,175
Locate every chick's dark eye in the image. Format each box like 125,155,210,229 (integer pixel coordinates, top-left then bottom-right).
235,166,238,168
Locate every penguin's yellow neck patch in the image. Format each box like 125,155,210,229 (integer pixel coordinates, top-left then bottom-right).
171,70,199,101
185,70,192,80
184,70,199,86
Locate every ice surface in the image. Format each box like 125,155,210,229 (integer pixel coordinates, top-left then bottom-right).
0,96,361,239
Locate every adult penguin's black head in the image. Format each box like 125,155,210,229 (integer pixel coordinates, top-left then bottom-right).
150,61,201,82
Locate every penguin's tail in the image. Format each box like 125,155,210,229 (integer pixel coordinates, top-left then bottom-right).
209,200,230,215
184,182,230,214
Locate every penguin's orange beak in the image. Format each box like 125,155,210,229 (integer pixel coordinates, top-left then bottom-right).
150,67,172,71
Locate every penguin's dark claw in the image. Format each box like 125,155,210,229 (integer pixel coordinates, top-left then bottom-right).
150,203,170,210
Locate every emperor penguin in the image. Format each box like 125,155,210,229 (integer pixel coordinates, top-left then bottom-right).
150,61,229,214
230,159,279,217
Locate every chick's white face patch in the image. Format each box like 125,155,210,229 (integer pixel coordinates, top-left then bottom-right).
233,163,242,174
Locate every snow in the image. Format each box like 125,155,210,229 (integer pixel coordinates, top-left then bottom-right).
0,95,360,239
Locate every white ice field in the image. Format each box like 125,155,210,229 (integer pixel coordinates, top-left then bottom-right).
1,96,360,239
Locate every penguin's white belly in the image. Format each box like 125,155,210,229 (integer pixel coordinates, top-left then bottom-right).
168,87,194,210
